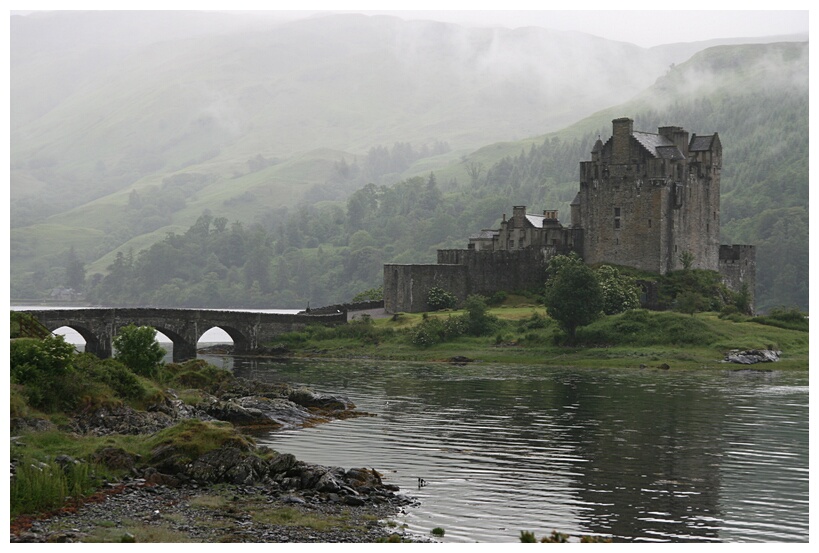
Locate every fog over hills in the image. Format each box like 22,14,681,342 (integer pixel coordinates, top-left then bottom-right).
8,11,808,310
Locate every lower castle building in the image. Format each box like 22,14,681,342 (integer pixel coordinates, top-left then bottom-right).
384,118,756,313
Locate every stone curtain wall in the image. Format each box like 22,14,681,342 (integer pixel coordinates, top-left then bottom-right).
384,249,550,313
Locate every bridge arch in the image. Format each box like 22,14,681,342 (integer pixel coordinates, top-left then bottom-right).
42,322,106,358
196,325,247,351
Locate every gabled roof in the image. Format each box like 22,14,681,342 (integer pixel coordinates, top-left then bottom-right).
655,145,685,160
632,131,684,159
690,134,718,152
525,214,546,227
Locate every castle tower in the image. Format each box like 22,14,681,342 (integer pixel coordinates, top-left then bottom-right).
576,118,721,274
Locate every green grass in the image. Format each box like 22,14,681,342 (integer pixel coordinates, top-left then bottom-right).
274,305,808,371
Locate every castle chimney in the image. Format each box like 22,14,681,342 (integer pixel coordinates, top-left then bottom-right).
612,117,633,164
659,125,689,157
512,206,526,227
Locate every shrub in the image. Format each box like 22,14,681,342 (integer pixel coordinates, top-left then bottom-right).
461,295,499,336
410,317,447,348
752,307,808,332
10,335,79,412
516,312,550,331
427,287,457,311
113,325,166,377
11,459,95,516
596,265,641,315
575,310,718,347
486,290,507,306
73,354,147,401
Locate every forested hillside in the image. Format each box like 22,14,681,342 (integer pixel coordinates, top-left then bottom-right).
9,12,808,313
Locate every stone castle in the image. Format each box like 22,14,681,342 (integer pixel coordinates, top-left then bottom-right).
383,118,756,313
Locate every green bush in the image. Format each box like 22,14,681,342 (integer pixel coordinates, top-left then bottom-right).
10,335,79,412
659,269,732,312
427,287,458,311
461,295,499,336
752,307,808,332
596,265,641,315
113,325,166,377
73,354,147,401
576,310,718,346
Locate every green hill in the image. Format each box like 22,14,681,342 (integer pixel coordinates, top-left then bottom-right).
9,12,807,312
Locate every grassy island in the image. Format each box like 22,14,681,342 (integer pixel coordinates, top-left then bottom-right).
271,297,808,371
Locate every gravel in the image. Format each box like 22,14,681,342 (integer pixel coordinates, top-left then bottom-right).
11,478,426,543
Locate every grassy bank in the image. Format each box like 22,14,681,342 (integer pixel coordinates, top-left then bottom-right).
272,300,809,371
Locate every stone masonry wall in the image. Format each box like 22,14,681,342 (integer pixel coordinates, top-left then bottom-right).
384,249,550,313
719,245,757,313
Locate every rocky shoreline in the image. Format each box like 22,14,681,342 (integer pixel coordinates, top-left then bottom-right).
10,361,424,543
11,476,420,543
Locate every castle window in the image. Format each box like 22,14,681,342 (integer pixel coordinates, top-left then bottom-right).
648,219,652,228
614,207,621,230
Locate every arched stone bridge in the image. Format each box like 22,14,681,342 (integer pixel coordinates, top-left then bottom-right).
21,308,347,362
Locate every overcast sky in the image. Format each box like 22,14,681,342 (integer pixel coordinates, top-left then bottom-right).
11,4,810,48
353,9,809,48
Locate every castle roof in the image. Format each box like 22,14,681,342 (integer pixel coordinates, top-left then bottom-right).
470,229,498,240
655,145,685,160
525,214,546,227
690,134,718,151
631,131,676,157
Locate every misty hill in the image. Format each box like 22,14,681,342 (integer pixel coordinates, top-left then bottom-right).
9,12,808,312
11,12,795,223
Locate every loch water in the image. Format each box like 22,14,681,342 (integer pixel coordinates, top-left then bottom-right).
201,355,809,543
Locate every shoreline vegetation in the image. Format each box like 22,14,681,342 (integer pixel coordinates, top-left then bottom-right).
10,311,420,543
9,300,808,542
256,297,808,372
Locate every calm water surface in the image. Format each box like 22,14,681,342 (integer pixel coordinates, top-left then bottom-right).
202,356,809,544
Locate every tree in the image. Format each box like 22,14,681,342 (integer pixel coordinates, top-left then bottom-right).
545,257,603,343
596,265,640,315
113,325,166,377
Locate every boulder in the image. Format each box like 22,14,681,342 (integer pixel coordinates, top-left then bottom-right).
187,446,269,485
723,349,781,364
203,398,278,427
288,387,354,411
70,405,177,436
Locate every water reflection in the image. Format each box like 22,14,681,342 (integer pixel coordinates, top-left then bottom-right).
211,357,808,543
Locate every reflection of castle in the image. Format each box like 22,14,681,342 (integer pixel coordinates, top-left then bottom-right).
384,118,755,313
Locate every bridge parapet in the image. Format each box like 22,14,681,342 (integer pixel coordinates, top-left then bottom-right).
19,308,347,362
